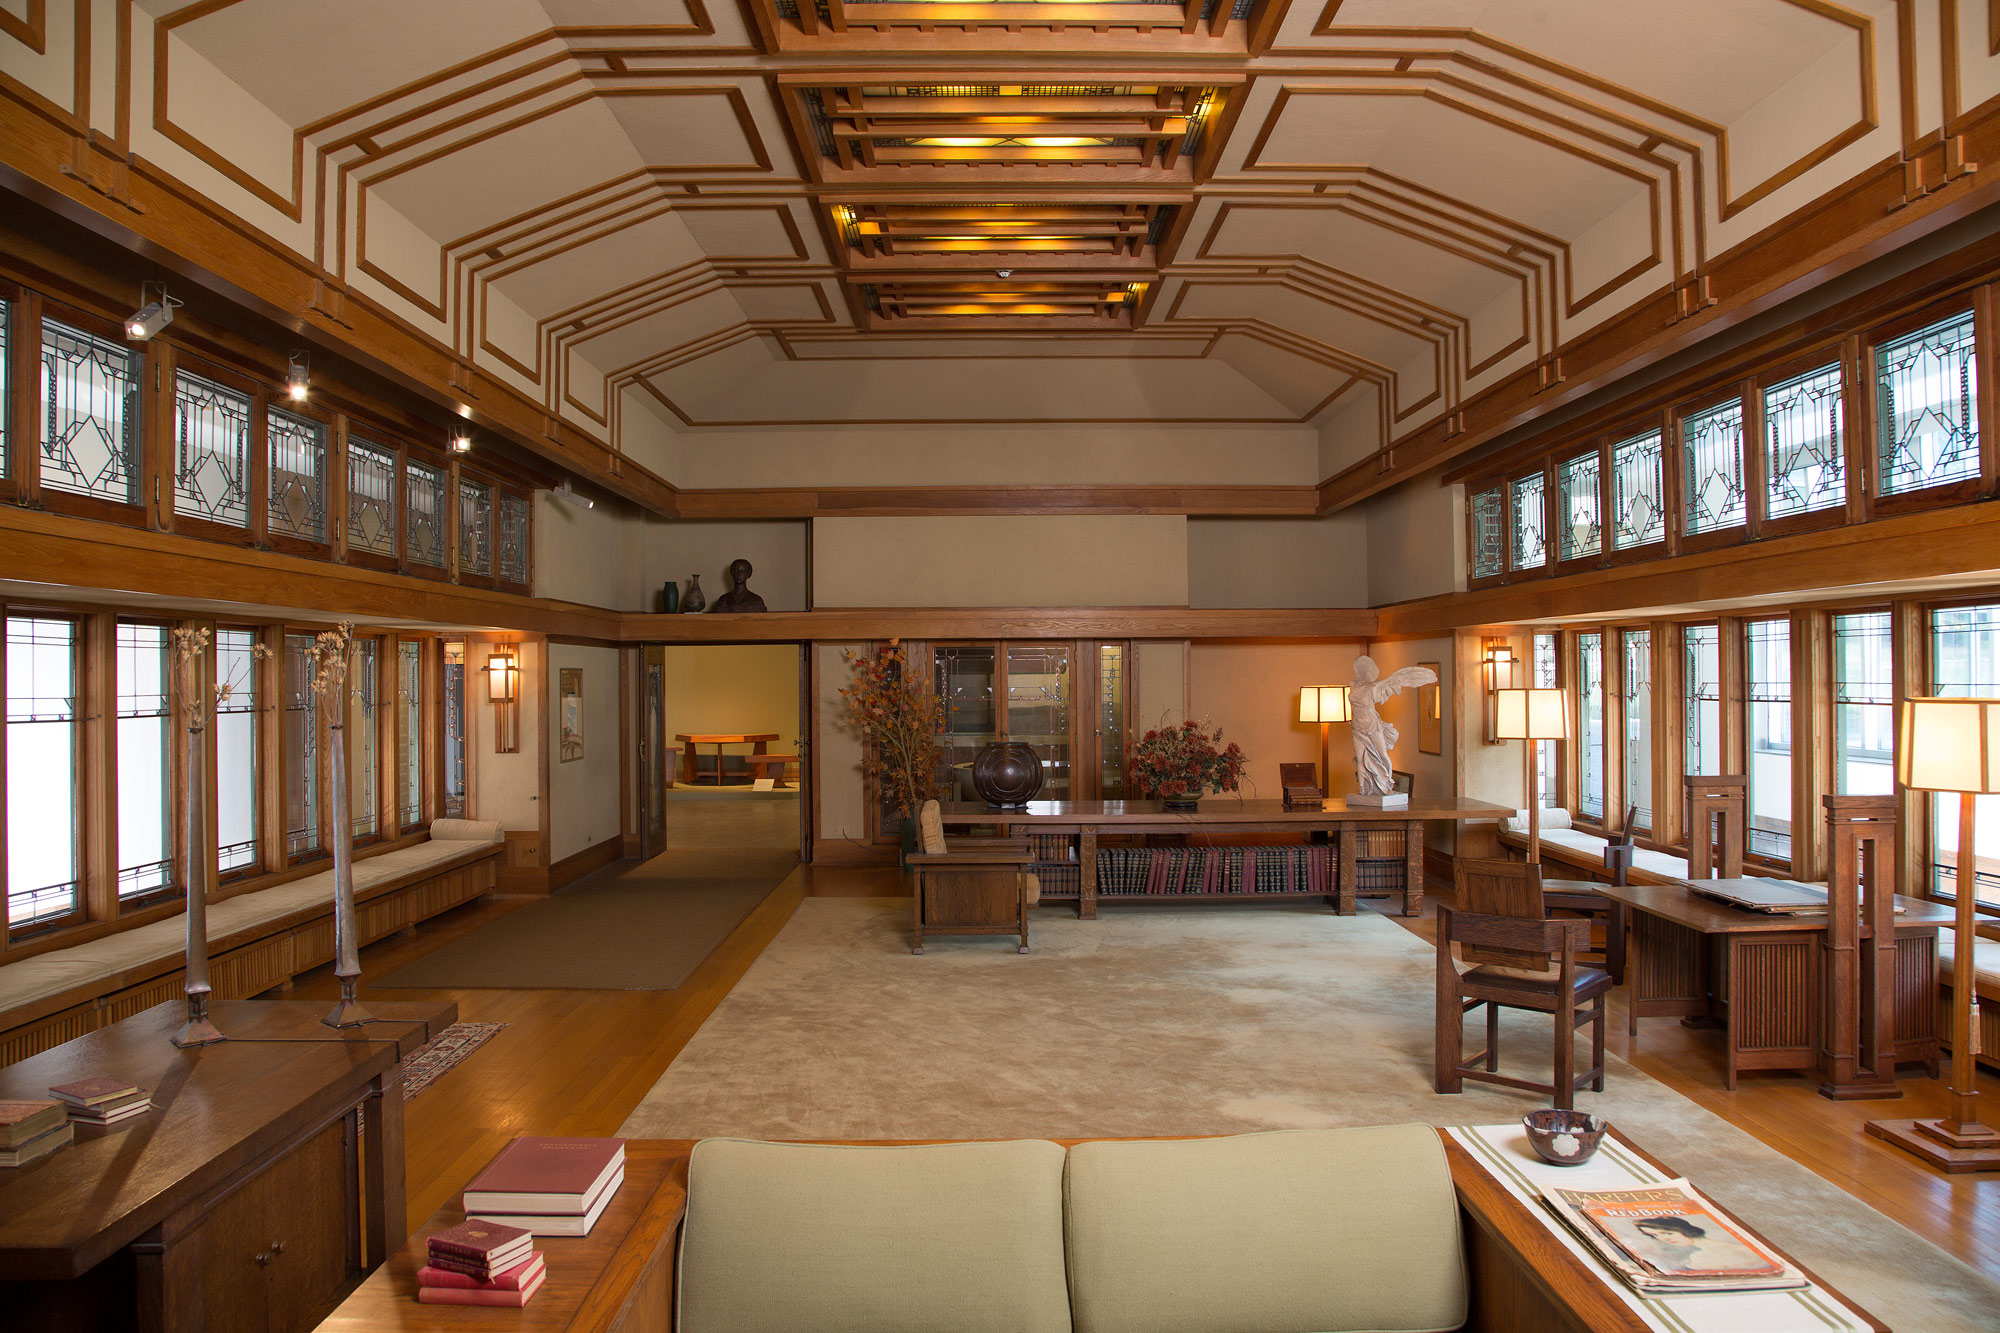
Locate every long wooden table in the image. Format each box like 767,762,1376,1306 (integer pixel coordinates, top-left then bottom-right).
674,732,779,785
0,997,454,1333
940,797,1511,918
1595,878,1950,1089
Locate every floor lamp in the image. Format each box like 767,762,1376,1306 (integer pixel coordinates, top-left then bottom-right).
1494,687,1568,865
1865,696,2000,1172
1299,685,1351,794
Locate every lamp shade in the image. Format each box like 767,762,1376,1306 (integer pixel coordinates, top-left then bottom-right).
1899,696,2000,793
1299,685,1350,724
487,652,518,703
1494,687,1567,741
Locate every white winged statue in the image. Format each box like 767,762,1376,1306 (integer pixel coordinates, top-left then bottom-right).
1348,655,1437,802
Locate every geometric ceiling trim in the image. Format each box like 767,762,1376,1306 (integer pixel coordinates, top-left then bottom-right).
154,1,307,223
749,0,1277,56
771,328,1217,359
850,275,1152,332
0,2,47,54
833,199,1171,267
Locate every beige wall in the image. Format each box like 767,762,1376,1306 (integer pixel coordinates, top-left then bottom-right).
815,643,869,847
1133,641,1189,733
467,635,542,833
1186,642,1365,799
1186,515,1369,608
547,643,622,862
1361,472,1465,608
1368,636,1457,852
645,520,809,613
662,645,802,764
1455,628,1528,824
813,515,1189,607
536,494,648,611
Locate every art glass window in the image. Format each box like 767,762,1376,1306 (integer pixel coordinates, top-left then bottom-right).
1557,451,1601,561
267,409,326,543
172,372,252,528
1929,604,2000,905
1832,612,1892,797
1609,430,1664,549
443,641,466,819
1510,472,1545,571
215,629,260,874
497,492,530,585
40,319,139,505
347,437,398,558
1578,633,1605,823
1471,485,1504,578
116,624,173,902
398,641,422,830
1745,618,1792,863
6,617,80,931
1684,624,1721,777
0,299,10,481
1877,311,1979,496
459,479,493,577
1624,629,1652,832
1682,399,1746,534
406,460,447,568
351,638,378,839
1533,632,1558,806
283,633,320,857
1764,364,1845,519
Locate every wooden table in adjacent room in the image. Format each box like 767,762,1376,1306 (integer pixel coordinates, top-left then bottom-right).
674,732,780,785
0,997,454,1333
1596,878,1950,1089
940,797,1511,918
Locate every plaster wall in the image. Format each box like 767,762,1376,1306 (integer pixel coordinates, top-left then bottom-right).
467,635,542,833
1186,515,1369,608
645,520,810,613
547,643,621,862
1186,642,1366,799
813,516,1189,607
815,643,869,847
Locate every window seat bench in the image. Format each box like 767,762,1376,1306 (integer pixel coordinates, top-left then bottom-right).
1494,825,1696,885
1938,926,2000,1071
0,819,505,1067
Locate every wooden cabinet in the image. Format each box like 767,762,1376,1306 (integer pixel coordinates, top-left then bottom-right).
198,1117,352,1333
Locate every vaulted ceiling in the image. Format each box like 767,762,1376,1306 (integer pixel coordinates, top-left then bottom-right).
7,0,1979,511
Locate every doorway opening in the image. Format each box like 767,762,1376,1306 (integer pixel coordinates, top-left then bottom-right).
641,643,808,859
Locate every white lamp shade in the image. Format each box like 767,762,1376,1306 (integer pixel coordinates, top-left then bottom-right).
1899,697,2000,793
487,653,518,703
1494,687,1567,741
1299,685,1350,724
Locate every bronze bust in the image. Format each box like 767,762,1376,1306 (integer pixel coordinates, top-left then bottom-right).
708,558,767,612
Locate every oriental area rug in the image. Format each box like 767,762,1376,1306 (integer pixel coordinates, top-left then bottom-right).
400,1021,506,1101
621,898,2000,1333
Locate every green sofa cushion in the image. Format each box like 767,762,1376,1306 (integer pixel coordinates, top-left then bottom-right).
1064,1126,1468,1333
678,1138,1073,1333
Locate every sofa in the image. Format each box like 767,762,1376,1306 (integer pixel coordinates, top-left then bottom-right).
676,1124,1468,1333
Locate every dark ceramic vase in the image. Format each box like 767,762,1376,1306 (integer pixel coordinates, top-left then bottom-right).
972,741,1044,810
681,574,706,614
660,580,680,614
1161,796,1200,812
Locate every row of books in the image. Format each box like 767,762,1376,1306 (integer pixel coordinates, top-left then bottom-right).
1094,845,1334,896
1539,1178,1809,1296
415,1136,626,1309
0,1078,155,1168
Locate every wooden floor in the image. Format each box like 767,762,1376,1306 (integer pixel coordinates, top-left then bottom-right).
289,863,2000,1284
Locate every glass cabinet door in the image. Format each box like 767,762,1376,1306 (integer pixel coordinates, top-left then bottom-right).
934,646,997,802
1097,644,1127,800
1005,644,1072,800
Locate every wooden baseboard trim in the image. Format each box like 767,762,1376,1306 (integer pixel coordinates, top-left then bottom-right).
550,836,627,892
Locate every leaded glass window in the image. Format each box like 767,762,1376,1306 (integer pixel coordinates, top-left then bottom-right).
1682,398,1746,535
171,371,251,528
1578,633,1605,822
1684,624,1721,777
350,638,378,839
1832,612,1892,797
116,624,173,901
1557,451,1601,561
1610,430,1664,549
267,409,326,543
459,478,492,577
1533,632,1558,806
1746,618,1792,863
347,437,397,557
0,299,11,481
1928,604,2000,905
1765,364,1845,519
1471,485,1503,578
398,641,422,829
406,461,447,568
443,640,466,819
283,633,320,857
6,617,80,931
497,492,530,585
40,318,139,505
1623,629,1652,832
1877,310,1979,496
216,629,259,874
1510,472,1545,571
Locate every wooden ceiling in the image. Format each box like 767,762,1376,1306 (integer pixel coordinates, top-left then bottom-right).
7,0,1997,514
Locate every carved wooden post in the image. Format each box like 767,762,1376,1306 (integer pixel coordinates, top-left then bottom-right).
1684,774,1746,879
1820,794,1901,1100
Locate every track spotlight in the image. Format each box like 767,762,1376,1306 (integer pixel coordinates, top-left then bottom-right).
125,283,180,341
553,479,594,510
449,433,473,454
285,354,310,402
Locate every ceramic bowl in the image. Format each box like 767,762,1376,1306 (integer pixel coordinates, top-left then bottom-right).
1522,1109,1609,1166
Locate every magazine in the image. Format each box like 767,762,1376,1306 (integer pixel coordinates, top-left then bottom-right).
1540,1179,1809,1296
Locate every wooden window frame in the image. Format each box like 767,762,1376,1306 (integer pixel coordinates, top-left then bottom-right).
1466,482,1507,589
0,277,25,508
401,445,454,583
1916,592,2000,919
1505,463,1553,582
1673,384,1752,556
2,606,88,943
1602,416,1672,567
164,352,264,550
454,464,501,591
33,301,152,531
210,620,267,887
1551,440,1609,575
1752,345,1853,542
111,616,186,914
262,396,336,559
1862,297,1987,519
494,483,535,595
340,424,405,574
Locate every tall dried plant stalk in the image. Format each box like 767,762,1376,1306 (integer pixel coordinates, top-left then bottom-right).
839,643,946,821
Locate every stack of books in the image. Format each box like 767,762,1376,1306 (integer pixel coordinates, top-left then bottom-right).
464,1136,625,1236
416,1220,546,1307
1540,1178,1810,1295
0,1099,73,1167
50,1078,152,1126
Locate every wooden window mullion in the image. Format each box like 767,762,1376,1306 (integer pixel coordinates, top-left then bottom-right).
84,612,117,923
1653,620,1683,848
1891,599,1928,899
1793,609,1832,883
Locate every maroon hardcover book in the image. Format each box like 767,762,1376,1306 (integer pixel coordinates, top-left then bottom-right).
416,1264,546,1307
48,1078,143,1108
0,1101,66,1148
417,1253,544,1292
425,1248,533,1281
427,1218,533,1264
463,1137,625,1214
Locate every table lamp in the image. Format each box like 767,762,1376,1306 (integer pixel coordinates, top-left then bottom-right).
1299,685,1350,793
1865,697,2000,1172
1494,686,1568,865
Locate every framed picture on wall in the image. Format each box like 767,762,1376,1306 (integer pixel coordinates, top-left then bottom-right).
1418,662,1443,755
560,667,584,763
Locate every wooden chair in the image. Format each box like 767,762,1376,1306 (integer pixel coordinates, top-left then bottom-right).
907,800,1038,955
1436,858,1610,1110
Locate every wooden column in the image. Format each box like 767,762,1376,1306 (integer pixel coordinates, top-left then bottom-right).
1653,621,1684,848
1685,774,1746,880
1820,794,1902,1100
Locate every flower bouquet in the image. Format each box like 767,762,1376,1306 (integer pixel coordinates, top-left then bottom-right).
839,644,946,826
1130,718,1245,811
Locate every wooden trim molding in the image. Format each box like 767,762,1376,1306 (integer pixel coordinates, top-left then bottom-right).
625,607,1377,644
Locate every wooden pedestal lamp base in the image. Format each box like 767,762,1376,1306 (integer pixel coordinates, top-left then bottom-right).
1863,1117,2000,1173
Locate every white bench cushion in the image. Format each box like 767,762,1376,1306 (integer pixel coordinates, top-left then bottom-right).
679,1138,1072,1333
1063,1126,1467,1333
1516,827,1694,881
1938,929,2000,999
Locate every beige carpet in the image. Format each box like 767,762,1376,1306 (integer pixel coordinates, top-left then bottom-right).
375,848,795,990
622,897,2000,1332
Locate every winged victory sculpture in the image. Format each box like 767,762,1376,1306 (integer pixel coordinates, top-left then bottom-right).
1348,655,1437,801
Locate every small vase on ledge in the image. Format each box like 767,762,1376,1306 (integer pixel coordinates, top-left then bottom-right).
681,574,706,614
660,580,680,614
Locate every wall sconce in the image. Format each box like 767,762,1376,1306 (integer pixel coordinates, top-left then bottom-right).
1299,685,1351,793
1480,636,1517,745
487,650,520,753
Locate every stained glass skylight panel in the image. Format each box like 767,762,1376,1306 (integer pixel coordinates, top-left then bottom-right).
1510,472,1545,571
40,319,139,504
173,371,251,528
497,492,529,585
1764,364,1845,519
1471,485,1503,578
267,409,326,543
1682,398,1746,534
1877,310,1979,496
406,461,447,568
1610,430,1664,549
6,617,79,930
459,479,492,577
1557,451,1601,561
347,438,397,557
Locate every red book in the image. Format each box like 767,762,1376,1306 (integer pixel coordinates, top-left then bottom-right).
427,1218,533,1266
48,1078,143,1108
464,1137,624,1214
417,1253,544,1292
426,1251,530,1281
417,1264,546,1307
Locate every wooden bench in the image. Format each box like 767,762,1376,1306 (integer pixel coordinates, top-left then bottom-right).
0,823,505,1068
746,753,799,788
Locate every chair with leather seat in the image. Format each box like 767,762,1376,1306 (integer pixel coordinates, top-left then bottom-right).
1435,857,1609,1109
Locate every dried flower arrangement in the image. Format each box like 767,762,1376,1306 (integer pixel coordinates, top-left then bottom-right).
300,621,356,709
838,643,946,820
1129,717,1246,809
168,625,272,721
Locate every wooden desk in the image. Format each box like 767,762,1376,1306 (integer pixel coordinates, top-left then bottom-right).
1595,879,1949,1089
1541,878,1621,983
0,998,452,1333
674,733,780,785
940,798,1510,919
